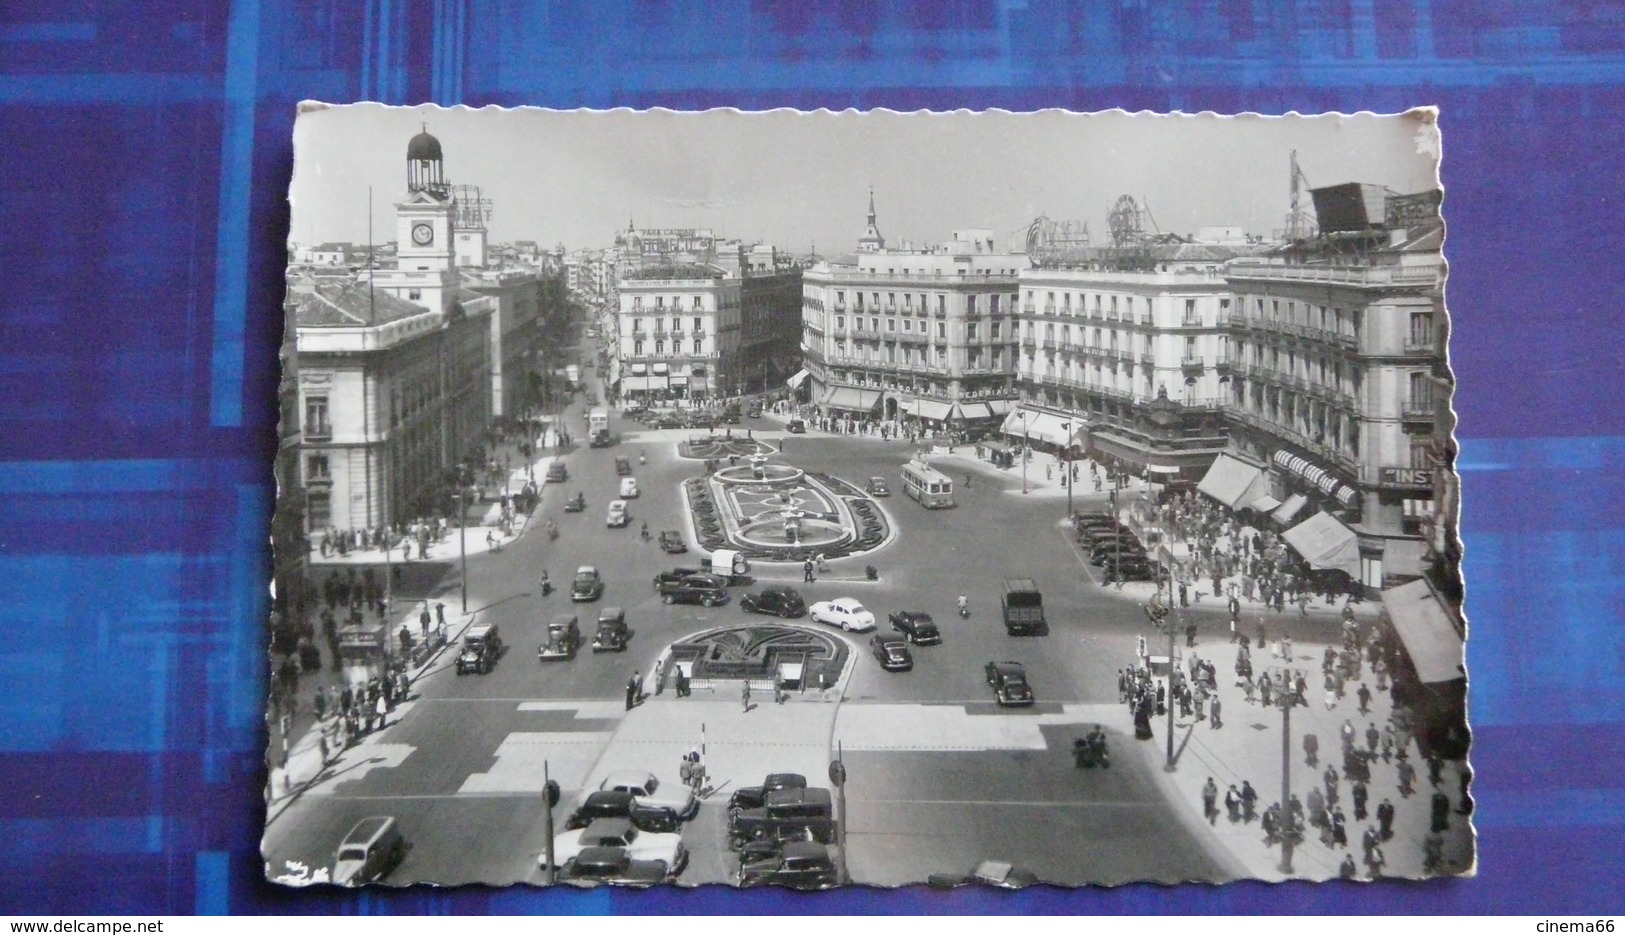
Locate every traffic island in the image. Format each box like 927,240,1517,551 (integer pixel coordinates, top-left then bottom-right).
680,457,889,564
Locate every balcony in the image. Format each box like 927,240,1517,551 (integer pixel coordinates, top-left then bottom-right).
1139,352,1154,367
1402,340,1437,356
1020,335,1038,349
304,423,332,442
1401,397,1436,420
933,309,947,319
1180,317,1204,329
1042,303,1057,316
1228,260,1442,289
1021,303,1037,315
1180,356,1204,372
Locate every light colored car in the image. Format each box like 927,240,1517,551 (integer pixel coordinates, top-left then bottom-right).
809,598,877,633
599,769,699,822
606,499,630,528
619,477,639,499
544,817,686,872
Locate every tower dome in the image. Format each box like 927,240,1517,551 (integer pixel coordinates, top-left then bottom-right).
407,128,443,161
406,124,447,197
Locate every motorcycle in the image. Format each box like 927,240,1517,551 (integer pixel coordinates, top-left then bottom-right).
564,492,586,513
957,596,970,619
639,451,647,465
546,521,559,541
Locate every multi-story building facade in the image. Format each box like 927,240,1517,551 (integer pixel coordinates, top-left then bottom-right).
1221,185,1447,589
291,280,492,532
612,265,740,403
460,267,547,420
716,244,804,397
272,309,307,619
1010,245,1247,469
801,207,1028,425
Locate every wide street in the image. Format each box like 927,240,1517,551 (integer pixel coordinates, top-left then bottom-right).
263,355,1235,887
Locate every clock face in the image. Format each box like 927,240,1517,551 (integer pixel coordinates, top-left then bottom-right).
411,223,433,246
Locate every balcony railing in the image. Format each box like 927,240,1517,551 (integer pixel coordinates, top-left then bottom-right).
1402,398,1436,419
1020,335,1037,349
1180,317,1204,328
1181,356,1204,368
1041,339,1058,350
1228,260,1442,288
1021,303,1037,315
304,423,332,442
1042,303,1057,316
933,309,947,319
1402,340,1437,356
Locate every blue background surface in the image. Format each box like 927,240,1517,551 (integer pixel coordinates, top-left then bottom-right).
1,0,1621,915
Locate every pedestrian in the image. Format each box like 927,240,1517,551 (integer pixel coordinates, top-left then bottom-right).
1366,721,1380,754
1366,843,1386,880
1255,622,1266,652
419,603,431,636
1339,853,1358,879
625,672,640,710
1331,809,1348,847
1431,790,1451,833
1307,785,1326,828
1304,732,1319,766
1224,784,1241,823
1240,780,1258,822
1202,777,1219,824
1340,718,1357,754
1323,765,1340,807
675,668,690,698
741,680,752,712
1209,695,1222,729
1243,678,1256,705
1377,798,1396,840
374,693,388,731
435,602,446,629
1397,759,1417,797
803,559,815,583
313,689,327,721
1352,779,1369,820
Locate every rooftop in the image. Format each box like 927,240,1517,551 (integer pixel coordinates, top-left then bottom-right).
290,282,429,328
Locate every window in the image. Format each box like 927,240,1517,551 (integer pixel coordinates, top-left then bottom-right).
305,454,330,482
967,322,979,340
408,289,422,301
836,316,845,330
937,322,947,339
836,291,845,305
634,340,644,356
693,316,703,332
991,321,1001,339
692,296,702,310
990,293,1001,313
633,297,643,310
967,294,979,314
1409,312,1433,347
655,340,665,356
1184,299,1198,324
871,317,880,332
937,295,946,314
1408,371,1433,410
693,338,703,354
304,396,330,437
306,490,331,529
887,319,897,332
632,319,644,334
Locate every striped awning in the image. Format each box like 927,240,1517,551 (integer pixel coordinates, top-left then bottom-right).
914,399,953,422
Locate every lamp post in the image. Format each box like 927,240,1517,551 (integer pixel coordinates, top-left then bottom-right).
454,479,469,613
1269,664,1298,874
1161,609,1181,772
1021,412,1030,495
1060,421,1073,519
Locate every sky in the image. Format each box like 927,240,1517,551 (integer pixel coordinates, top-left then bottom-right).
289,104,1441,254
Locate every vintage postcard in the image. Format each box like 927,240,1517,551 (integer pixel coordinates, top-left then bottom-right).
265,106,1467,888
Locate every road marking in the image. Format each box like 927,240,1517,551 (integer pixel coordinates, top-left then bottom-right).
851,799,1155,808
459,731,615,794
517,701,631,719
834,703,1121,752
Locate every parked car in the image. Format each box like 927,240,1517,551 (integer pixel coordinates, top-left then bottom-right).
592,607,629,652
1101,559,1155,582
727,773,809,811
870,635,914,672
659,574,730,607
599,769,699,823
331,816,405,887
865,476,891,497
809,598,876,633
544,818,686,874
737,841,838,890
739,586,806,618
606,499,630,528
786,419,806,434
927,859,1040,890
538,614,582,661
887,610,941,645
563,790,676,834
455,624,502,675
571,565,605,602
728,787,836,848
560,845,670,887
747,402,763,418
657,530,687,554
985,660,1036,707
614,456,634,477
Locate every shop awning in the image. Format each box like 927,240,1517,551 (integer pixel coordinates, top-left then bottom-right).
1001,408,1079,447
1282,511,1362,577
652,362,669,375
630,363,648,376
1148,463,1182,475
914,399,953,422
1383,538,1429,578
1382,578,1465,684
1249,494,1282,512
1273,493,1309,525
1273,450,1358,510
986,399,1016,415
786,368,811,388
623,376,651,391
824,386,879,411
957,401,995,420
1196,454,1269,509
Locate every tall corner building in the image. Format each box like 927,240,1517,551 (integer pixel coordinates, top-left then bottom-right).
800,194,1030,425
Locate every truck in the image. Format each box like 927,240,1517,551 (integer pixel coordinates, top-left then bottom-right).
564,364,581,390
588,407,611,447
1000,578,1046,636
700,549,751,584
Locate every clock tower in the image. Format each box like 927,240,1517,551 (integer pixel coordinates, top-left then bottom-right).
394,126,454,275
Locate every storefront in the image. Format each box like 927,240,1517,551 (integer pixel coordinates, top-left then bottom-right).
1000,407,1082,452
1195,453,1270,510
820,385,882,416
1272,450,1358,510
1281,511,1362,579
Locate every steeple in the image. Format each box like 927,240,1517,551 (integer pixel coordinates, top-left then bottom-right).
857,186,886,253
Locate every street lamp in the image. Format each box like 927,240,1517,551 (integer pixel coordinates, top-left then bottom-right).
453,478,469,614
1020,411,1030,495
1268,664,1299,874
1059,421,1072,520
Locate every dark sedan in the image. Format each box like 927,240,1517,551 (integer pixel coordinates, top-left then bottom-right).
660,574,730,607
658,530,688,554
985,660,1035,707
888,610,941,645
870,635,914,672
739,586,806,618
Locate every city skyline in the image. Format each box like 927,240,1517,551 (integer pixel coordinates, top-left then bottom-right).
291,105,1441,254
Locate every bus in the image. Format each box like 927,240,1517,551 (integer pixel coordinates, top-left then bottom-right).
588,407,611,447
899,459,955,509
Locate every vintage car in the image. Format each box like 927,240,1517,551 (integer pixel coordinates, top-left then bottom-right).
331,816,405,887
546,461,568,484
652,567,705,590
786,419,806,434
869,635,914,672
927,859,1041,890
737,841,838,890
563,491,587,513
560,846,670,887
747,402,763,418
727,787,835,848
865,476,891,497
571,565,605,602
659,573,730,607
544,818,686,874
984,661,1036,707
808,598,877,633
454,624,502,675
538,614,582,661
727,773,808,812
738,586,806,619
606,499,631,528
563,790,677,834
598,769,699,823
619,477,639,499
614,456,634,477
887,610,941,645
657,530,688,554
592,607,629,652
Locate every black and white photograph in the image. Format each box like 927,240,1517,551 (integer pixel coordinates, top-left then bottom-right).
265,106,1467,888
